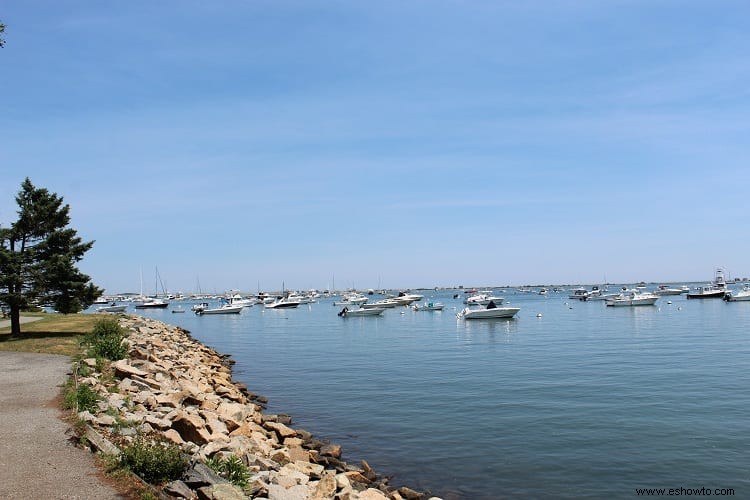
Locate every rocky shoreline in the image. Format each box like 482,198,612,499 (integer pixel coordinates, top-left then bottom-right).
75,314,440,500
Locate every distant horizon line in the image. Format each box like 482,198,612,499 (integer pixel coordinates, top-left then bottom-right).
101,277,749,296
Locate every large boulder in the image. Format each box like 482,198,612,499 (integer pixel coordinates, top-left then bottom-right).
182,463,229,489
320,443,342,459
265,421,297,440
215,401,251,431
172,411,211,445
111,359,148,379
267,484,309,500
196,483,245,500
311,470,337,499
358,489,390,500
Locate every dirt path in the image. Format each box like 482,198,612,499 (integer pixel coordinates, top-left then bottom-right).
0,351,125,499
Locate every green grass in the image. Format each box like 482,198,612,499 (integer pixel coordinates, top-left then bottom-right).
0,313,102,356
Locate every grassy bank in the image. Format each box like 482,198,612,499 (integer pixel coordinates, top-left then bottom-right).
0,313,101,356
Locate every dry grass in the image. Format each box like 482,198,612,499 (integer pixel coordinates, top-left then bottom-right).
0,313,102,356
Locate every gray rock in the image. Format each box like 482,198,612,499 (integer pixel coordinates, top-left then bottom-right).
111,359,148,379
320,443,342,459
196,483,245,500
173,411,210,445
164,479,197,499
267,484,309,500
312,471,337,499
398,486,424,499
182,463,229,488
81,358,97,368
96,415,116,427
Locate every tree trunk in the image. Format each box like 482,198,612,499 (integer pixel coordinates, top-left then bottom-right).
10,306,21,337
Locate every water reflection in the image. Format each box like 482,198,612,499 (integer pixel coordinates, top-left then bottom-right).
457,316,518,342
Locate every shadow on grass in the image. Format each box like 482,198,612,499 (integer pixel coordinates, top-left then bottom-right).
0,330,86,341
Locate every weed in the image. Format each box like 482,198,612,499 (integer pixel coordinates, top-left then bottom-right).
78,363,92,377
82,317,128,360
119,436,188,484
205,454,250,488
64,382,100,414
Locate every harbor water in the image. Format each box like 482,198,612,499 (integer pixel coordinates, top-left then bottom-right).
119,289,750,498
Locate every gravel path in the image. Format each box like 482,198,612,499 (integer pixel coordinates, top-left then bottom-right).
0,351,124,499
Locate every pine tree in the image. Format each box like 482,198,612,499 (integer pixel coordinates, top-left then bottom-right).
0,178,101,336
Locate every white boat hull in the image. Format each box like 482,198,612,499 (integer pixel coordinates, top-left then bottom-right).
464,295,504,306
362,299,401,309
413,303,445,311
97,305,127,313
341,307,385,317
459,307,520,319
605,297,658,307
197,305,243,315
134,300,169,309
725,290,750,302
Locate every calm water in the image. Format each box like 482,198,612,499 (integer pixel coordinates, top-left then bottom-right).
107,288,750,498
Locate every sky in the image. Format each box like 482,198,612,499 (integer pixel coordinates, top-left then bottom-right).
1,1,749,294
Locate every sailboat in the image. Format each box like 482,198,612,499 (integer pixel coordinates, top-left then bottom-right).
135,267,169,309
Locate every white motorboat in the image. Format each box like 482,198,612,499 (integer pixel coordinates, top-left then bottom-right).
458,306,520,319
191,302,210,312
361,298,401,309
226,293,255,308
196,304,243,315
333,293,369,306
338,307,385,317
287,293,315,304
412,302,445,311
724,286,750,302
568,288,589,300
568,286,609,301
653,285,685,296
688,268,728,299
97,303,127,313
390,292,424,305
464,294,504,306
265,296,301,309
686,285,726,299
93,297,110,305
605,291,659,307
586,286,620,302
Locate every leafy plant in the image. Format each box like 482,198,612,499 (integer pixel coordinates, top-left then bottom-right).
205,454,250,488
120,436,188,484
83,317,128,360
64,382,100,413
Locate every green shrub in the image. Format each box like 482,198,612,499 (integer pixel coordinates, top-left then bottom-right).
64,383,100,413
205,454,250,488
120,436,188,484
84,317,128,360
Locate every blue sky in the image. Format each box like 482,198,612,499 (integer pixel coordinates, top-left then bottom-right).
2,1,749,293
